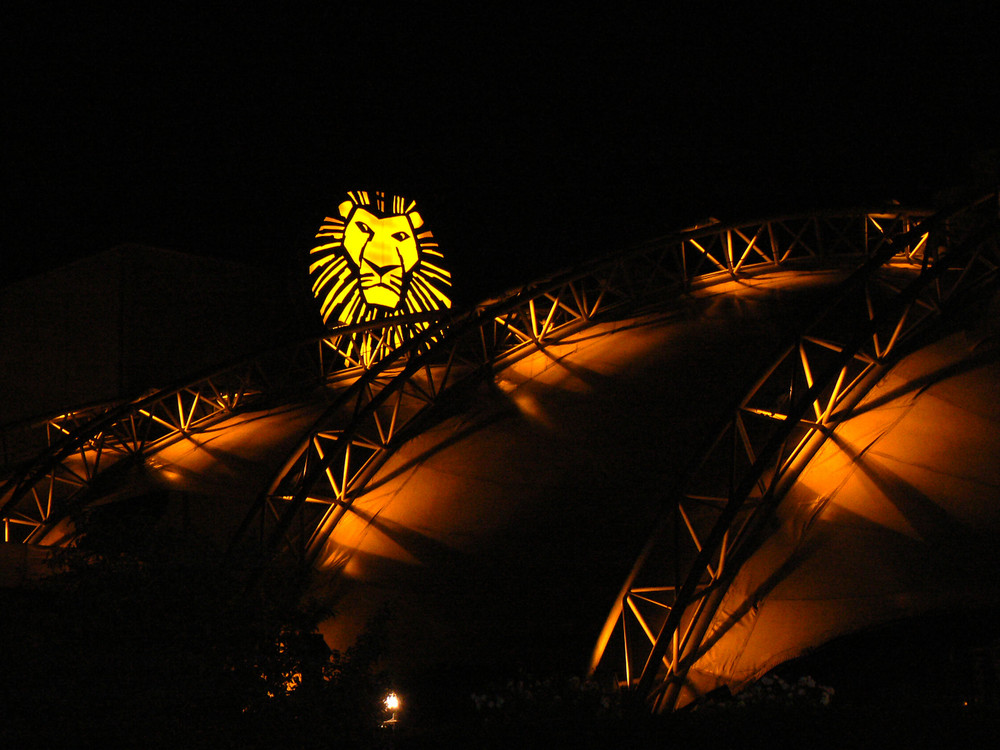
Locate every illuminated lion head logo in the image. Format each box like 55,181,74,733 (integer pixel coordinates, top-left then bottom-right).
309,191,452,328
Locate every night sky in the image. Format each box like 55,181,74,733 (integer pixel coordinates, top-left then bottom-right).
5,6,999,304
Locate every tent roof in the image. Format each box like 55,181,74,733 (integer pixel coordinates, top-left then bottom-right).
5,254,999,692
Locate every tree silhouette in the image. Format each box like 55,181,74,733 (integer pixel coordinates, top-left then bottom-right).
0,497,389,748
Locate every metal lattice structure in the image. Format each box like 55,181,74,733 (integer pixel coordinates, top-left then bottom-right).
225,206,951,569
0,322,434,544
3,197,998,711
0,206,951,551
587,193,1000,711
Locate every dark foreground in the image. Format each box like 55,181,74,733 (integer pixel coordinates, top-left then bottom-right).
391,699,1000,750
3,526,998,749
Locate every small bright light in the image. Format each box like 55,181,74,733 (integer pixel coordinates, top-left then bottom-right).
385,692,400,711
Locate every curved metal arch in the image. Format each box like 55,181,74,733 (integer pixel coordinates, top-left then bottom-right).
0,207,939,554
228,207,938,569
0,318,443,544
587,193,1000,712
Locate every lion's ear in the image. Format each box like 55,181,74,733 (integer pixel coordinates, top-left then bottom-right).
338,201,354,219
408,211,424,229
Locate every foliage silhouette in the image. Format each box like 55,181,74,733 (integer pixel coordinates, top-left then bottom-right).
0,499,390,748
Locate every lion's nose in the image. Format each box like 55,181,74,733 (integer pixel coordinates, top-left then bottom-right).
365,260,396,279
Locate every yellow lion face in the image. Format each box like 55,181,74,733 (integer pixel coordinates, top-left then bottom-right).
309,190,452,331
341,204,421,309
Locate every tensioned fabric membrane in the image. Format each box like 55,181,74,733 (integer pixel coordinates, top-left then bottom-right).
3,233,999,700
303,268,1000,692
680,317,1000,701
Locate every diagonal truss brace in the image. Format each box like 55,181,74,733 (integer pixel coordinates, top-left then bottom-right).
587,193,1000,712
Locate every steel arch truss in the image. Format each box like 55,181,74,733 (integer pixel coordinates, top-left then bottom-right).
227,206,941,567
1,204,969,583
588,194,1000,712
0,324,423,544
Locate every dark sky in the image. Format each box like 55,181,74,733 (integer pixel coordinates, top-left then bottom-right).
5,6,999,303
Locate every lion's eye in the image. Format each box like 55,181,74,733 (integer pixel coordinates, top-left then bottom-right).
392,231,410,242
356,221,372,233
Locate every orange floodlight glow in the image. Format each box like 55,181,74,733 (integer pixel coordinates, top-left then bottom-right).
310,190,452,330
381,691,401,729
